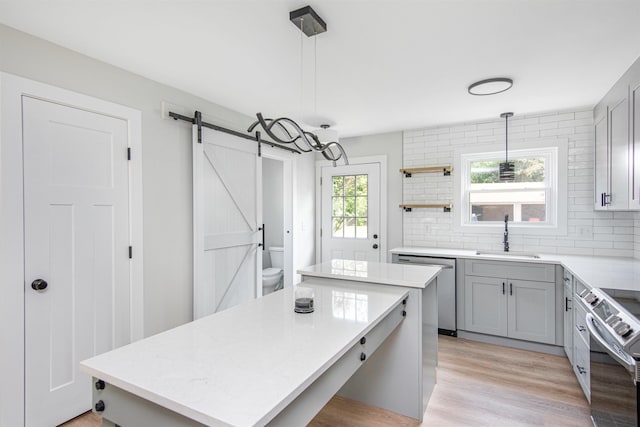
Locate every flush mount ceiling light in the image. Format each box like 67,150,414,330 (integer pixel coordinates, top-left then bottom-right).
248,5,348,166
468,78,513,96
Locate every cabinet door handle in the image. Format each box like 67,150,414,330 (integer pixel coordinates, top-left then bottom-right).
576,325,586,332
601,192,611,206
565,297,571,311
509,283,513,296
502,282,505,295
576,364,586,375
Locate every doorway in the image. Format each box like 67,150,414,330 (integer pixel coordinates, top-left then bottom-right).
261,147,294,293
317,157,386,263
0,73,143,427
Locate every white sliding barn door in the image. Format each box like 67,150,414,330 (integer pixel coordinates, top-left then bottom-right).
194,126,262,319
23,97,131,426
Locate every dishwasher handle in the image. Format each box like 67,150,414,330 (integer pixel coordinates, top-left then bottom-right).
397,260,453,269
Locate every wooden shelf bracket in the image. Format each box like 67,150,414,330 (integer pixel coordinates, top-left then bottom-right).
400,166,452,178
400,204,452,213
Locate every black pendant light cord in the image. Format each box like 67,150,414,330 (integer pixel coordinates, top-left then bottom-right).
505,114,509,163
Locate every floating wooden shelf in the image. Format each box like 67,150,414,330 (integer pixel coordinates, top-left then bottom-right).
399,203,452,213
400,166,452,177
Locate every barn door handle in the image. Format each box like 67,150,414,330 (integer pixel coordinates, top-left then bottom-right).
31,279,48,291
258,224,265,251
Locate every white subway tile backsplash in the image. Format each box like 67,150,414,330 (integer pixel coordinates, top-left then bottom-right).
402,107,639,259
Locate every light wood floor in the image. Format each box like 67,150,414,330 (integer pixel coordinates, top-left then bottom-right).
62,336,590,427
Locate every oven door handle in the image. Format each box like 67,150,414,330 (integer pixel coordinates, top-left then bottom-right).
586,313,637,376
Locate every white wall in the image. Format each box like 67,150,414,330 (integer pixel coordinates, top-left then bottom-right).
0,23,316,335
262,158,284,268
403,108,636,257
293,153,316,281
636,212,640,259
338,132,403,261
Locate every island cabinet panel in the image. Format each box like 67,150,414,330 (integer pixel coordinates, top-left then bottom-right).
464,276,508,337
462,260,558,345
507,280,556,344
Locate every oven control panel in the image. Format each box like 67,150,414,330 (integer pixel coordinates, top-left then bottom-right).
580,289,640,352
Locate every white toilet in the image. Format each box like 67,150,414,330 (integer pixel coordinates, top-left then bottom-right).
262,246,284,295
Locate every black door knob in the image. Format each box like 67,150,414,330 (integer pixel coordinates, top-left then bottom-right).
31,279,48,291
95,380,106,390
95,400,105,412
372,244,379,249
373,234,378,239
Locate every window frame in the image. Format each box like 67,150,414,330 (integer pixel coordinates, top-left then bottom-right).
454,141,567,235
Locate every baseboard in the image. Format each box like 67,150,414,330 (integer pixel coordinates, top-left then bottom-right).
457,330,566,356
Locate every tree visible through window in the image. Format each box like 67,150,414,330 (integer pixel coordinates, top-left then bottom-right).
462,148,556,225
332,175,368,238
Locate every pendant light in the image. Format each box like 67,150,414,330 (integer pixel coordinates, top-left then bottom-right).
247,6,348,166
499,112,515,181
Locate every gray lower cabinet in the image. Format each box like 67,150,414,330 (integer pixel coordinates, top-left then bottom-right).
464,275,556,344
563,269,574,363
563,282,573,364
572,278,590,402
463,260,557,345
464,276,508,337
573,296,590,402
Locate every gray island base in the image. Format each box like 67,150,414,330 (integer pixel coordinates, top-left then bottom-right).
81,260,440,426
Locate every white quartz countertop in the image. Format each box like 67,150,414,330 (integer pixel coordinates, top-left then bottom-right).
390,246,640,292
297,259,441,289
80,280,408,427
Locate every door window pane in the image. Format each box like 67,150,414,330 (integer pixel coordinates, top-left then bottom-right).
343,217,356,238
344,176,356,196
356,175,368,195
356,197,368,217
333,176,344,196
332,217,344,237
356,218,368,238
331,174,368,239
332,197,344,216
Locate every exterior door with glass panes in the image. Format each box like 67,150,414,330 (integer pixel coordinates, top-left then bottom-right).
321,163,380,262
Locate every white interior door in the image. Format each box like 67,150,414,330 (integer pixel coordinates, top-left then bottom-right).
321,163,380,262
23,97,131,426
194,127,262,319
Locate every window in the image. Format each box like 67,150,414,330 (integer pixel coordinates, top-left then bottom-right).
461,147,558,227
332,174,368,238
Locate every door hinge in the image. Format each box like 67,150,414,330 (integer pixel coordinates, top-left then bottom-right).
128,246,132,259
127,147,131,160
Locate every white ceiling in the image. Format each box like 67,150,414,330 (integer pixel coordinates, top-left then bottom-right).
1,0,639,137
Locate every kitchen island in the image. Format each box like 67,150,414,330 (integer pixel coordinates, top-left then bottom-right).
298,259,441,421
80,260,440,426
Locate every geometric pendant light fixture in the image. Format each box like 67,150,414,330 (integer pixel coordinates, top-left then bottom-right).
247,5,348,165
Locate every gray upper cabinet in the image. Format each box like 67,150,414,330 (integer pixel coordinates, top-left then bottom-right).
632,78,640,206
594,56,640,211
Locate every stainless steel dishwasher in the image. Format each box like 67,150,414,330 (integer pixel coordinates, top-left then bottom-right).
394,254,456,336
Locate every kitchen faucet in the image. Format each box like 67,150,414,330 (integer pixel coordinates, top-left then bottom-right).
503,214,509,252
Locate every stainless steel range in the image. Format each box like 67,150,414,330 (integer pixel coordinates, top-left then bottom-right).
579,287,640,426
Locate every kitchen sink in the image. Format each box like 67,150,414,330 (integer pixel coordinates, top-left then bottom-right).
475,250,541,259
